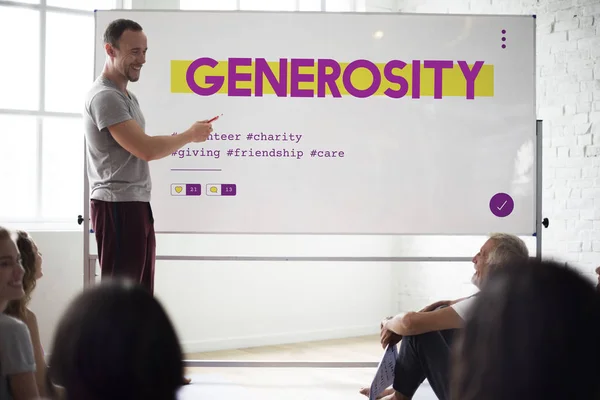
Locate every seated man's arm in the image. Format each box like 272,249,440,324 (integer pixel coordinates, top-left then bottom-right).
419,296,470,312
385,307,463,336
385,296,477,336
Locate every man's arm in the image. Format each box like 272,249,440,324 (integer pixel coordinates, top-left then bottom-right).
419,296,469,312
107,119,193,162
384,306,464,336
88,89,207,162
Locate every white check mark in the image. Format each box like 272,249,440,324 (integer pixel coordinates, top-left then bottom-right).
497,200,507,210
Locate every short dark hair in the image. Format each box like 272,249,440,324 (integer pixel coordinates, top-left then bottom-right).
103,18,143,48
46,279,184,400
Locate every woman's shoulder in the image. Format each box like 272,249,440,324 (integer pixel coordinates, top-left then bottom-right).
0,313,36,374
0,312,26,326
0,312,31,338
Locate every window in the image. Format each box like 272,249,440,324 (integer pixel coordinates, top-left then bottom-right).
41,117,84,220
239,0,296,10
179,0,237,10
46,0,116,11
0,1,115,227
0,6,40,111
0,115,38,221
45,12,95,113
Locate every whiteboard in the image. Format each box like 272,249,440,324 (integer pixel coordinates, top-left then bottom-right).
93,10,536,235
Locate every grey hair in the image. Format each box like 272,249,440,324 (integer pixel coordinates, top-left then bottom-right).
486,233,530,270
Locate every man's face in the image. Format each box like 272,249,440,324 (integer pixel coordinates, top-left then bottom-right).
471,238,496,288
108,29,147,82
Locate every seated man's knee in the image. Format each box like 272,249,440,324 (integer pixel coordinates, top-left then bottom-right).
403,330,455,351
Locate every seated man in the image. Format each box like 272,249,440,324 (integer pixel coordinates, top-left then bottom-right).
361,233,530,400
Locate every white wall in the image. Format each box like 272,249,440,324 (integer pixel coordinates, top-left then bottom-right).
26,231,84,353
23,229,399,355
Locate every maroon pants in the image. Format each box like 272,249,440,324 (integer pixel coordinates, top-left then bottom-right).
90,200,156,294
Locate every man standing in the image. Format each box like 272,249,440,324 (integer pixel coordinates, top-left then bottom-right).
84,19,212,295
361,233,530,400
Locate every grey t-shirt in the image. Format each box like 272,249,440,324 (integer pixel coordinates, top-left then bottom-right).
83,75,151,202
0,313,36,400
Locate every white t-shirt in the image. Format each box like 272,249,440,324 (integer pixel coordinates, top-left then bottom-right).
450,295,477,321
0,313,36,400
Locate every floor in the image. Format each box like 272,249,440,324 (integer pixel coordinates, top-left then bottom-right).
178,335,438,399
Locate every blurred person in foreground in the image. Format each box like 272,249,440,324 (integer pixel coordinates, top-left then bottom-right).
45,279,184,400
452,258,600,400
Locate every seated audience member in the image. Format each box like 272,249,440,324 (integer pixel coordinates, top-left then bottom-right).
5,231,47,397
451,258,600,400
361,233,529,400
46,279,185,400
0,226,39,400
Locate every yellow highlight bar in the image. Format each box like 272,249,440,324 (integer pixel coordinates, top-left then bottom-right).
170,59,494,98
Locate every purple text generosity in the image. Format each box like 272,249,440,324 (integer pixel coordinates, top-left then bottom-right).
181,58,490,99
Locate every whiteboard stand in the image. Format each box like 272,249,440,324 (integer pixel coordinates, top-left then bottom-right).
79,120,545,368
535,119,548,260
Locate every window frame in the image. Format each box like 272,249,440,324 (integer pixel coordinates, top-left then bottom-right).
0,0,122,228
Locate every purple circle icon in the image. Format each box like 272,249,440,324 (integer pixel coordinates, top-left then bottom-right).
490,193,514,217
502,44,506,48
502,29,506,34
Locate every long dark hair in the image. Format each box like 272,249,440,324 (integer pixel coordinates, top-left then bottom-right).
46,279,184,400
451,258,600,400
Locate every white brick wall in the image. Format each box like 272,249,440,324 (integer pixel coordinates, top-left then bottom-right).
390,0,600,310
345,0,600,312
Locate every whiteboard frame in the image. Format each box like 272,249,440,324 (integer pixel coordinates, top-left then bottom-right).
82,9,541,368
90,9,539,236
